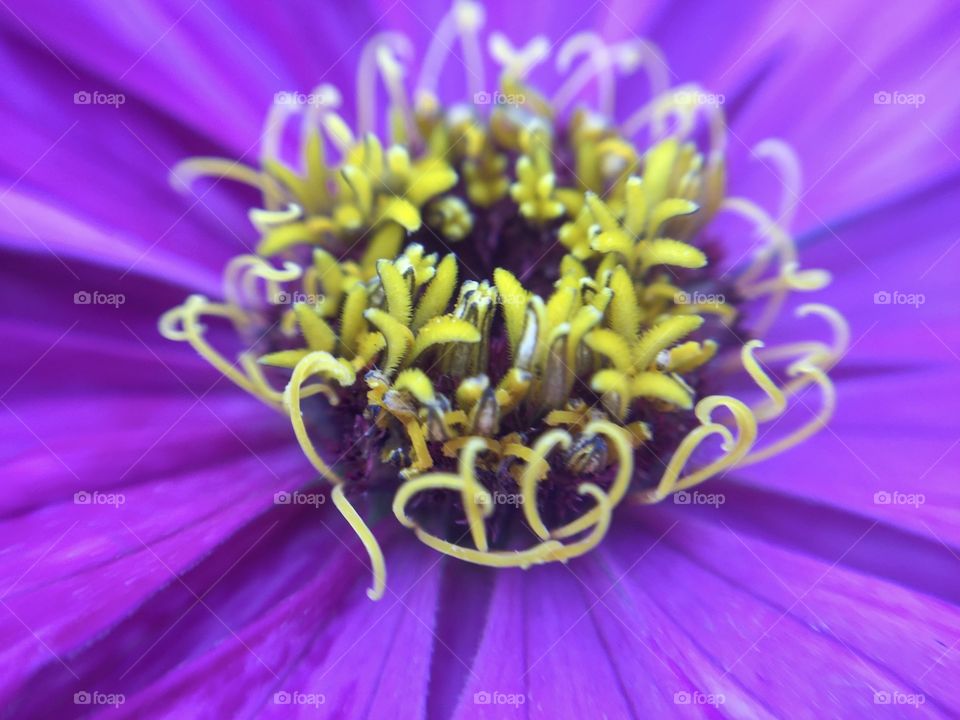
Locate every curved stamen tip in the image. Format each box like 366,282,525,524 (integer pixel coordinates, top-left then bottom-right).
333,484,386,601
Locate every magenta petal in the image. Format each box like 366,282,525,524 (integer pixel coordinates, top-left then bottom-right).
599,512,960,717
0,0,957,716
108,530,407,719
237,538,440,720
0,392,312,706
3,494,370,717
655,512,960,715
0,393,291,514
454,564,635,719
0,0,363,158
604,0,960,228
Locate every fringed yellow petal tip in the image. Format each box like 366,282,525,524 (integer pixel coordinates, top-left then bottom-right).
160,3,847,600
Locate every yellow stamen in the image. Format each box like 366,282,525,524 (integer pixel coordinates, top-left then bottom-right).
551,420,632,539
332,484,386,601
159,296,277,408
161,22,849,600
519,429,572,540
641,394,756,502
546,483,612,560
284,351,357,483
739,364,835,466
224,255,302,309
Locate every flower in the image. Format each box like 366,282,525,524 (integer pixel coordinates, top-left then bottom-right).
2,1,959,718
159,3,849,599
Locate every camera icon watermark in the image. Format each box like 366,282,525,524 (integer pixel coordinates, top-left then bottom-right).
274,490,326,508
74,290,125,308
74,490,126,508
873,290,925,308
874,90,925,108
73,90,126,108
873,490,925,508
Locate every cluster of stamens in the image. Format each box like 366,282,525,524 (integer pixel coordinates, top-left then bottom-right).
161,2,847,600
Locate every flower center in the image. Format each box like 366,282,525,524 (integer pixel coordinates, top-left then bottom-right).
160,3,847,600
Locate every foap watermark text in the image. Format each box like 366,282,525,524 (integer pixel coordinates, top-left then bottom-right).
675,291,725,306
873,491,925,508
74,90,125,108
476,491,524,507
273,291,325,305
874,690,925,707
274,490,326,508
474,91,525,106
75,290,125,308
873,290,925,308
74,691,125,708
273,691,325,708
674,490,725,508
674,690,726,706
672,90,725,107
473,690,526,708
74,491,126,508
874,91,925,108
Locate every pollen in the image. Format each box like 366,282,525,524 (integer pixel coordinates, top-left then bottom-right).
161,2,848,599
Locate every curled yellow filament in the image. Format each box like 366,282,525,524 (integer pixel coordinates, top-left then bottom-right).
332,484,386,601
224,254,303,309
550,421,633,540
738,363,836,467
284,351,356,483
394,429,621,570
159,295,279,408
520,429,572,540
